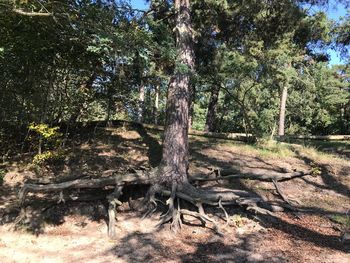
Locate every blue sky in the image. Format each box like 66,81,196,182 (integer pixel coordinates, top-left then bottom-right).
130,0,348,65
314,0,348,65
130,0,148,10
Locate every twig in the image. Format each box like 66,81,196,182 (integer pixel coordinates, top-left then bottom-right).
13,9,52,16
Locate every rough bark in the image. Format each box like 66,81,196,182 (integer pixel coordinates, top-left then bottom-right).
204,85,220,132
158,0,195,186
278,85,288,136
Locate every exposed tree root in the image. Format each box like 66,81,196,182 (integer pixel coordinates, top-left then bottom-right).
272,179,299,207
218,198,229,227
17,167,308,237
152,182,276,233
19,170,152,206
191,167,312,182
156,184,180,230
179,209,223,235
107,186,123,239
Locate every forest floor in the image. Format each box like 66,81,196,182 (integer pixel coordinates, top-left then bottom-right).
0,124,349,263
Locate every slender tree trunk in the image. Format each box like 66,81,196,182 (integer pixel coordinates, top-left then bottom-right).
204,85,220,132
106,87,112,123
69,73,96,123
138,82,145,123
340,104,345,133
188,83,195,130
154,84,160,125
158,0,195,186
278,85,288,136
38,135,42,155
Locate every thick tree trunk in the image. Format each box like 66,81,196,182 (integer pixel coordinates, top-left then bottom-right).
204,85,220,132
278,86,288,136
158,0,195,186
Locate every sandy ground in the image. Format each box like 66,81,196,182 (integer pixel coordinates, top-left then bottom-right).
0,128,349,262
0,211,349,263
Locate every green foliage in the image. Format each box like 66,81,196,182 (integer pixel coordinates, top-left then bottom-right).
27,123,63,163
334,10,350,63
330,214,350,230
32,150,65,165
311,166,322,176
250,140,295,158
28,123,61,141
0,0,349,152
229,214,246,228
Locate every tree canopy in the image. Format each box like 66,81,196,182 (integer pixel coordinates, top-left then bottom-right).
0,0,349,153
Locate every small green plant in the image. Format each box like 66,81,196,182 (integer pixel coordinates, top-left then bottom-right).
27,123,63,165
28,123,62,145
330,214,350,230
311,166,322,176
32,150,65,165
229,214,246,227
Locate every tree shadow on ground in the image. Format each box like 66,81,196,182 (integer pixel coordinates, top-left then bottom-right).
101,193,350,263
0,182,22,225
31,127,130,180
288,139,350,159
259,213,349,252
1,126,349,258
133,124,162,167
106,230,287,263
293,149,350,198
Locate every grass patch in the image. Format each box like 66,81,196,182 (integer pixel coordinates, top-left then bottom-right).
288,139,350,159
330,214,350,230
292,143,347,164
240,140,295,158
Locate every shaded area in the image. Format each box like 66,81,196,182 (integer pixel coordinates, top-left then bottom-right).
289,139,350,159
260,214,349,253
0,126,349,262
107,231,287,263
134,123,162,167
294,149,350,198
